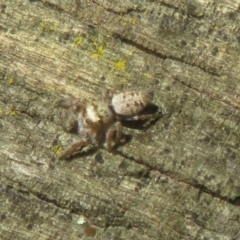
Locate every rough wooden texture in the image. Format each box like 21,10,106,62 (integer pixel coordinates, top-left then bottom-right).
1,0,240,239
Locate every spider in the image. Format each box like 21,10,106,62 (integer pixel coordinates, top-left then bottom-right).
58,88,160,159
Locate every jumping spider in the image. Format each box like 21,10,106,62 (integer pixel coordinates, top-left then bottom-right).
59,88,160,159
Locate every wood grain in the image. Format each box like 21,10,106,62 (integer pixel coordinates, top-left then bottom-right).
1,0,240,239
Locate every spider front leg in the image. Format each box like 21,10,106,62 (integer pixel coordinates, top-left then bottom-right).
59,140,87,160
62,109,78,132
59,98,86,132
102,88,112,104
58,98,85,109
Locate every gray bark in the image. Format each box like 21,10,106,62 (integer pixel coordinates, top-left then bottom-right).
1,0,240,239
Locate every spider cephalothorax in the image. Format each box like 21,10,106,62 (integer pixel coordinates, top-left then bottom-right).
59,89,160,159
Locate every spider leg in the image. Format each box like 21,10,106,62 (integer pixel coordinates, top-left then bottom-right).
60,98,88,132
58,98,85,109
62,109,78,132
106,122,122,150
123,113,162,121
102,88,111,104
115,121,122,145
106,127,115,150
59,140,87,160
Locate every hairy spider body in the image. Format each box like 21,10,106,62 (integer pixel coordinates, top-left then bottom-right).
59,89,159,159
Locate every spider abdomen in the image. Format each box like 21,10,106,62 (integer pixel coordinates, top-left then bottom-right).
111,91,153,116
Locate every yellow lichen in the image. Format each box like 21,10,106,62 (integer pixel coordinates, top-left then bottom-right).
115,60,126,70
51,145,63,155
122,18,137,26
92,45,104,58
0,109,3,115
74,36,83,48
10,109,16,116
40,21,57,32
7,76,14,84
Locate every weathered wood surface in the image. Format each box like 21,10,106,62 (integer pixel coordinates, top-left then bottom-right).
1,0,240,239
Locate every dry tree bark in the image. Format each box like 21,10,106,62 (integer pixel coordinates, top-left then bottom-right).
1,0,240,239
